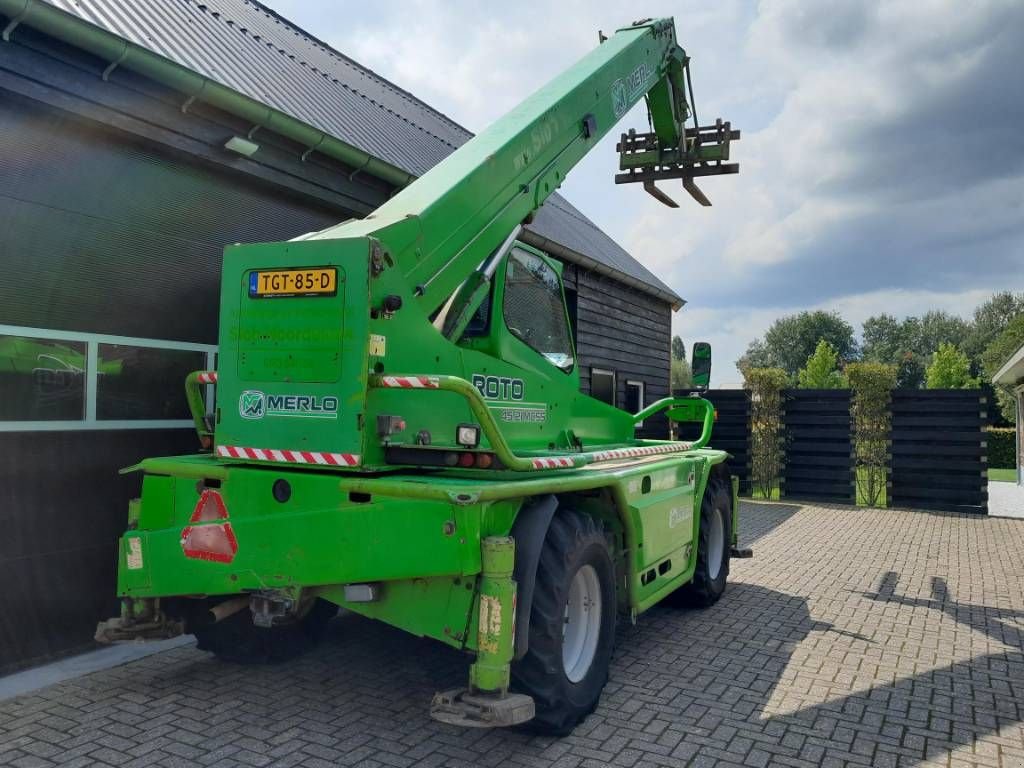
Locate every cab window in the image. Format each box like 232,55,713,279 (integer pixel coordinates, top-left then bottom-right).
502,248,574,371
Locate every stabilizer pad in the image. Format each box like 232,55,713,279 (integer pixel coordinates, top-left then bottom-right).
430,688,535,728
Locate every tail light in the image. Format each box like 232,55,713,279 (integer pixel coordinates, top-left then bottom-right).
384,446,502,469
180,489,238,563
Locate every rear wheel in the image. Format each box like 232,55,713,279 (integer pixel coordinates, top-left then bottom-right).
512,510,616,736
194,598,337,664
671,474,731,608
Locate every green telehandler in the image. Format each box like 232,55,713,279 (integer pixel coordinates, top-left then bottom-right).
96,17,742,735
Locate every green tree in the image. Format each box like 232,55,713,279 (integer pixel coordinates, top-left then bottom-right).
982,313,1024,422
964,291,1024,366
736,338,771,373
743,367,788,499
862,314,908,363
895,353,926,390
846,362,897,507
862,311,969,388
739,311,857,378
670,357,692,391
863,314,926,388
797,339,846,389
925,343,978,389
671,335,686,362
917,311,970,356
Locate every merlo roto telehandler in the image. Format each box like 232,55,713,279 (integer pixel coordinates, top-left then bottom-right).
97,16,742,734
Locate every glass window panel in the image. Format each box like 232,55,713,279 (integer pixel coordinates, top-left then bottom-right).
625,381,644,413
97,345,205,420
0,335,86,421
502,249,575,371
591,369,615,405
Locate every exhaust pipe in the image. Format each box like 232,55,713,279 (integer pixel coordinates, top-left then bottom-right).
208,596,250,624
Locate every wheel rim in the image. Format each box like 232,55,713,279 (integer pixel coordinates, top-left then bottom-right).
708,506,725,581
562,564,602,683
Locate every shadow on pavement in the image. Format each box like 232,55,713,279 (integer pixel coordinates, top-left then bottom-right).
0,535,1021,766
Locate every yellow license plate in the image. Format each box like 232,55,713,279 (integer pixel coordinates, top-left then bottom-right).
249,267,337,298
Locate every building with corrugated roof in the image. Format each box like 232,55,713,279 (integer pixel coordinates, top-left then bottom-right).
993,346,1024,486
0,0,681,671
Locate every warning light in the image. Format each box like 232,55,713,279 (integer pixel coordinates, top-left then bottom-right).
456,423,481,448
181,489,238,563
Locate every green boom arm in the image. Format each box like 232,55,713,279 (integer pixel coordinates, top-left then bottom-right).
307,18,721,316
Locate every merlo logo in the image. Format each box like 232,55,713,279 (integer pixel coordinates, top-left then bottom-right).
239,390,265,419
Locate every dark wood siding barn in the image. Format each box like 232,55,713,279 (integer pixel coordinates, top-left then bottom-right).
564,265,672,437
0,0,682,672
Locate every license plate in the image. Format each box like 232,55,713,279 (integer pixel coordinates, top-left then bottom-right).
249,268,337,298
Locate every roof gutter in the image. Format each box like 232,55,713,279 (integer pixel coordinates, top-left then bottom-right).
0,0,416,189
519,229,685,311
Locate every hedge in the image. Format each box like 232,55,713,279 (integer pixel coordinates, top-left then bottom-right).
988,428,1017,468
846,362,898,508
743,368,788,499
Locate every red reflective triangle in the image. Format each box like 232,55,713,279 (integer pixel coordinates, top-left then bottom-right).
191,489,228,523
181,522,238,563
182,490,236,563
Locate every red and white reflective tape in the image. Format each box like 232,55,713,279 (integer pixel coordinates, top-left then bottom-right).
530,442,694,470
196,371,218,384
531,456,576,469
589,442,692,463
216,445,360,466
378,375,440,389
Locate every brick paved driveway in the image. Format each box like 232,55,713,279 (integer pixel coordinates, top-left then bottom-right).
2,502,1023,768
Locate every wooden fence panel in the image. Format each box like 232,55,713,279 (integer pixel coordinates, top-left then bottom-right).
889,389,988,514
675,389,752,495
781,390,855,504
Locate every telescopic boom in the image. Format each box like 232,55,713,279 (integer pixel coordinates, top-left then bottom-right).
305,17,738,318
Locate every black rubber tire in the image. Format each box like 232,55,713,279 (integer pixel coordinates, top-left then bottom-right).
194,598,337,664
512,510,616,736
672,474,732,608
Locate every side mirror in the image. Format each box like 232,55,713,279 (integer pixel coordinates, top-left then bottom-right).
691,342,711,391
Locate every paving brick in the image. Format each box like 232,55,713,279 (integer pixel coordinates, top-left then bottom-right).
2,502,1023,766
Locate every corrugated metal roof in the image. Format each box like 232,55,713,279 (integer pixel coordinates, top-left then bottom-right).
41,0,681,305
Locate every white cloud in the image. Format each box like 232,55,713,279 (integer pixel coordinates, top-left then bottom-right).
264,0,1024,387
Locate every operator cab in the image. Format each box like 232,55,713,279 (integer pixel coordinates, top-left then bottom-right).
451,243,576,376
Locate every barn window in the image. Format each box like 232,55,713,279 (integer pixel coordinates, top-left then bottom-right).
625,380,645,422
0,324,214,431
97,345,207,420
0,334,87,421
591,368,616,405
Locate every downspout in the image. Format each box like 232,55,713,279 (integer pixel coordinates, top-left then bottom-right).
0,0,416,189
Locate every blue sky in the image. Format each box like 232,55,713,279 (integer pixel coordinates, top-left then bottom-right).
264,0,1024,384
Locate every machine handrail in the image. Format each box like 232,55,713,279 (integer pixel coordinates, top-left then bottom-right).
633,395,715,445
185,370,217,448
370,374,711,472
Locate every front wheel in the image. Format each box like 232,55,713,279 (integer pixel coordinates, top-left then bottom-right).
512,510,616,736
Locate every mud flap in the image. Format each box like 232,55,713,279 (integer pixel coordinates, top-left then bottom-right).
509,494,558,660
